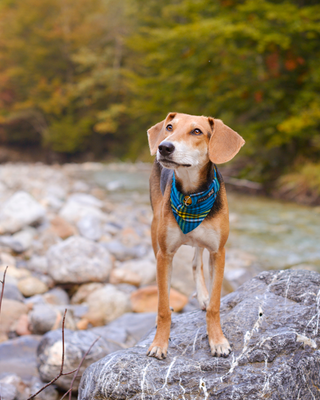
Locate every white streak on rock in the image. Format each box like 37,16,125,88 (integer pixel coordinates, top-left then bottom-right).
193,328,201,354
199,378,209,400
296,333,317,349
161,356,177,390
141,361,151,400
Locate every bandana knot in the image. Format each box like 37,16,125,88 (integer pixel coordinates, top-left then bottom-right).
170,168,220,234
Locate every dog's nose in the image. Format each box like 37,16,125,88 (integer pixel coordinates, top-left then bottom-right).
158,142,175,157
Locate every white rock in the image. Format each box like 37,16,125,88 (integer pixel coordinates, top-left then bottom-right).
77,215,102,241
116,259,156,285
85,284,131,325
47,236,112,284
0,191,46,234
68,193,103,208
0,227,36,253
59,200,105,225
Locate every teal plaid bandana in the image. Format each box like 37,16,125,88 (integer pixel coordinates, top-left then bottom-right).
170,167,220,234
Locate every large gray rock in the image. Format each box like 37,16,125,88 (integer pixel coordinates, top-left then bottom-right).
0,191,46,234
46,236,112,284
79,270,320,400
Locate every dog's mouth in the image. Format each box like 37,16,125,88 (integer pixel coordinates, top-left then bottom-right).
158,158,191,168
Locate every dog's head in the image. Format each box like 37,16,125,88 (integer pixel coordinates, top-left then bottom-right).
147,113,245,169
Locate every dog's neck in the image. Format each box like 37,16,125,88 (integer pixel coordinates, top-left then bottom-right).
174,161,213,195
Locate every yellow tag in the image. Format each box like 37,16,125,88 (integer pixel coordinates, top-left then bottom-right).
183,196,192,206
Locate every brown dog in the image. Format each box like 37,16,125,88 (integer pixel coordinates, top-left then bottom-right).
147,112,245,360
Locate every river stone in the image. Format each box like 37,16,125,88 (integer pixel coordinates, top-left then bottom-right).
79,270,320,400
17,276,48,297
46,236,112,284
116,259,156,285
0,191,46,234
84,284,131,326
77,214,102,241
0,335,42,380
29,304,76,335
0,299,29,341
37,329,123,391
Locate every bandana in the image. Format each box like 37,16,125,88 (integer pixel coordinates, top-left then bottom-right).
170,167,220,234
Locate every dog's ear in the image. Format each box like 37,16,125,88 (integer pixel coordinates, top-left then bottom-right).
208,118,245,164
147,120,166,155
147,113,176,155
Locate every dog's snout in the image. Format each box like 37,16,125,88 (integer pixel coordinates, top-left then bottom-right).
158,142,175,157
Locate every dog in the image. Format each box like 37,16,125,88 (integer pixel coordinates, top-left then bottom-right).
146,112,245,360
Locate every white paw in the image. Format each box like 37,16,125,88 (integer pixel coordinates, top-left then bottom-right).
209,338,231,357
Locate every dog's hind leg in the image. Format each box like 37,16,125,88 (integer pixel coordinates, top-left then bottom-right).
192,247,209,311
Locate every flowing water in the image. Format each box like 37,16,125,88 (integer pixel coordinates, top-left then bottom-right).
87,163,320,273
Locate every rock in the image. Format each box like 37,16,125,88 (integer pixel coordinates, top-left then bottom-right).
0,265,31,280
77,215,102,241
109,268,141,286
116,259,156,285
0,252,16,267
46,236,112,284
71,283,104,304
49,216,76,239
29,304,76,335
18,276,48,297
84,284,131,326
0,227,36,253
79,270,320,400
59,199,104,225
37,329,123,391
0,191,46,234
2,283,24,302
0,335,42,380
0,299,29,341
130,285,188,313
27,256,48,274
0,374,28,400
68,193,103,208
102,240,147,261
30,377,59,400
0,381,17,400
43,287,70,306
14,314,32,336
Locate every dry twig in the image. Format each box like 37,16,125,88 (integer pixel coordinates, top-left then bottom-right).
0,266,8,319
27,308,100,400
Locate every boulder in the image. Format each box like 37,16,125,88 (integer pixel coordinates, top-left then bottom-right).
0,335,42,380
0,191,46,234
0,227,36,253
29,304,76,335
77,215,102,241
79,270,320,400
37,329,123,391
84,284,131,326
46,237,112,284
115,259,156,286
130,285,188,313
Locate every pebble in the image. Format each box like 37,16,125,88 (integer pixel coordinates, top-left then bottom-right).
17,276,48,297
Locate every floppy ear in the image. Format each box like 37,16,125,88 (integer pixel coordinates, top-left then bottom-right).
208,118,245,164
147,120,166,155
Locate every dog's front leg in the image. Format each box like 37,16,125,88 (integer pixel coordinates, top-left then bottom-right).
147,249,172,359
206,248,231,357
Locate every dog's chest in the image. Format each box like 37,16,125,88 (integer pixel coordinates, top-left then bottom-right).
166,221,220,253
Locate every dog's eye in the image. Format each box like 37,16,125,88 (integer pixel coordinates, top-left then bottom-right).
166,124,173,131
192,128,203,135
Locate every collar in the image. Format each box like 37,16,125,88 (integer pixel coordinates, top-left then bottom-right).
170,166,220,234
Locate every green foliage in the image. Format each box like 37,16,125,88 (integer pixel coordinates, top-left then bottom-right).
0,0,320,189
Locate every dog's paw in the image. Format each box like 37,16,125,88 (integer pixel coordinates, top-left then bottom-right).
209,338,231,358
147,344,168,359
198,296,209,311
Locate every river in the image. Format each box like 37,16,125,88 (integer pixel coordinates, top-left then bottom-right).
85,162,320,273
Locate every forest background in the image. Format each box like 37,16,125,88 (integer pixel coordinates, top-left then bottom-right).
0,0,320,200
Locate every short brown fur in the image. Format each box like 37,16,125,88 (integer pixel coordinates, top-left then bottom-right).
147,113,245,359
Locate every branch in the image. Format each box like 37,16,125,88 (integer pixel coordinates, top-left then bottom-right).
0,266,8,319
27,309,100,400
